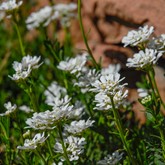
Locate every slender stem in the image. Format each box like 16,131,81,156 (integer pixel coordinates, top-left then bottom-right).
147,68,165,109
35,149,47,165
77,0,99,69
110,97,137,165
13,21,25,56
58,124,71,165
146,68,165,159
158,127,165,159
25,84,39,112
46,140,58,164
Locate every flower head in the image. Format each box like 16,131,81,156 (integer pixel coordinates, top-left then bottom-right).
64,118,95,134
126,48,163,69
148,34,165,50
54,136,86,161
17,132,49,150
53,3,77,27
9,55,42,81
44,81,67,106
91,73,125,95
97,151,123,165
74,68,100,93
94,89,128,111
26,96,75,130
122,25,154,47
0,102,17,116
58,53,88,74
0,0,22,12
19,105,33,113
26,6,57,30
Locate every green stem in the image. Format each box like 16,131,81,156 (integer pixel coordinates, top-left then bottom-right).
35,149,47,165
147,68,165,159
13,21,25,57
110,97,137,165
147,68,165,110
58,124,71,165
25,84,39,112
47,44,60,63
158,127,165,159
46,140,58,164
77,0,99,69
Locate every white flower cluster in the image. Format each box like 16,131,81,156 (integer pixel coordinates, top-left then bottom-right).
64,118,95,134
54,3,77,27
54,136,86,161
26,3,77,30
26,95,84,130
74,68,100,93
0,0,23,20
97,151,123,165
122,25,164,69
91,72,128,110
0,102,17,116
126,48,163,69
44,81,67,106
17,132,49,150
58,53,88,74
122,25,154,47
9,55,42,81
26,96,74,130
19,105,33,113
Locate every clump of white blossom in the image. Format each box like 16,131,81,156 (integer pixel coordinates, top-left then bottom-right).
90,72,128,111
26,3,77,30
126,48,163,69
122,25,154,47
64,118,95,134
44,81,67,106
9,55,42,81
17,132,49,150
0,0,23,20
0,102,17,116
97,151,123,165
19,105,33,113
54,136,86,161
53,3,77,27
57,53,88,74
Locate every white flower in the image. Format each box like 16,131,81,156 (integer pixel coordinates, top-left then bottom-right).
74,67,100,93
17,132,49,150
53,3,77,27
0,102,17,116
122,25,154,47
126,48,163,69
26,6,58,30
67,101,85,119
0,0,22,12
64,119,95,134
54,136,86,161
91,73,125,95
101,64,121,76
26,96,74,130
94,89,128,110
57,53,88,74
44,81,67,106
19,105,33,113
97,151,123,165
137,88,148,98
9,55,42,80
148,34,165,50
